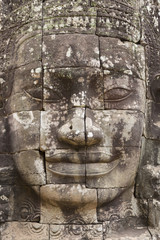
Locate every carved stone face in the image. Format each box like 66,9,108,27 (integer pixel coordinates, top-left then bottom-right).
7,32,145,223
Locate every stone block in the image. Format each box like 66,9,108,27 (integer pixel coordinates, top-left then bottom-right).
42,34,100,68
0,185,40,223
3,22,42,70
140,138,160,166
4,62,42,114
43,0,96,34
43,0,89,16
145,101,160,140
40,184,97,224
136,165,160,200
0,154,17,185
97,187,141,222
104,73,145,112
148,199,160,229
14,33,42,68
148,228,160,240
11,62,42,95
1,222,49,240
45,149,86,184
103,213,149,239
86,109,144,147
40,108,85,151
93,0,140,43
8,111,40,153
0,112,39,153
103,227,151,240
14,150,46,185
100,38,145,80
12,185,40,222
1,0,42,30
43,67,104,111
86,147,141,188
50,224,103,240
0,185,13,222
5,92,42,114
0,117,12,153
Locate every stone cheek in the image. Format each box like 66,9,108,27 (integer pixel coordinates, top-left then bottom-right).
14,151,46,185
86,148,141,189
87,110,144,148
8,111,40,153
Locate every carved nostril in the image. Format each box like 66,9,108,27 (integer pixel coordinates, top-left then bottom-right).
57,117,86,147
85,109,103,147
86,125,103,146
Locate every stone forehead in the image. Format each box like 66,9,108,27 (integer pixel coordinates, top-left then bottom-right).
15,34,143,71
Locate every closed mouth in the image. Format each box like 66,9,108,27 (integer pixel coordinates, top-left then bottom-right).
45,150,121,164
46,160,119,177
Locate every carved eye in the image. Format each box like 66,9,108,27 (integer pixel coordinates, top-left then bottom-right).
24,88,42,102
105,87,132,101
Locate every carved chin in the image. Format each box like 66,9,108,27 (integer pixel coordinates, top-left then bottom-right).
40,183,126,209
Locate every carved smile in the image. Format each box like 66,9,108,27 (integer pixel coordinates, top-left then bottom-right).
46,160,119,177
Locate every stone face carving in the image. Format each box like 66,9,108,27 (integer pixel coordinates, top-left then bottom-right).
0,0,159,239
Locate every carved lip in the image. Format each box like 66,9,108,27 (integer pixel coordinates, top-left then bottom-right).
46,160,119,177
45,151,121,164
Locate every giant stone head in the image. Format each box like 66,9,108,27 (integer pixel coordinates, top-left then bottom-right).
0,0,159,239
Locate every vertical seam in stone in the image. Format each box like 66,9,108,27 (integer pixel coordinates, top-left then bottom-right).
49,223,51,240
96,188,98,223
41,0,44,111
84,106,87,187
102,223,105,240
98,36,105,110
143,44,148,137
146,199,151,234
139,2,143,43
39,0,47,183
147,227,153,239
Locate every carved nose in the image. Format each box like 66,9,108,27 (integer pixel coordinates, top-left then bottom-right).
57,108,103,147
85,117,103,146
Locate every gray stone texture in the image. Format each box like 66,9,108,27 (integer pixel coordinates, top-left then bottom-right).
42,34,100,68
1,222,49,240
0,0,159,239
40,184,97,224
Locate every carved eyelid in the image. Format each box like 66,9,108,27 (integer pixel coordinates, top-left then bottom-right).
24,90,42,102
24,88,63,103
104,87,133,102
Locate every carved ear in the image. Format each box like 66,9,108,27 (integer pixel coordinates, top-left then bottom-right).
150,75,160,103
